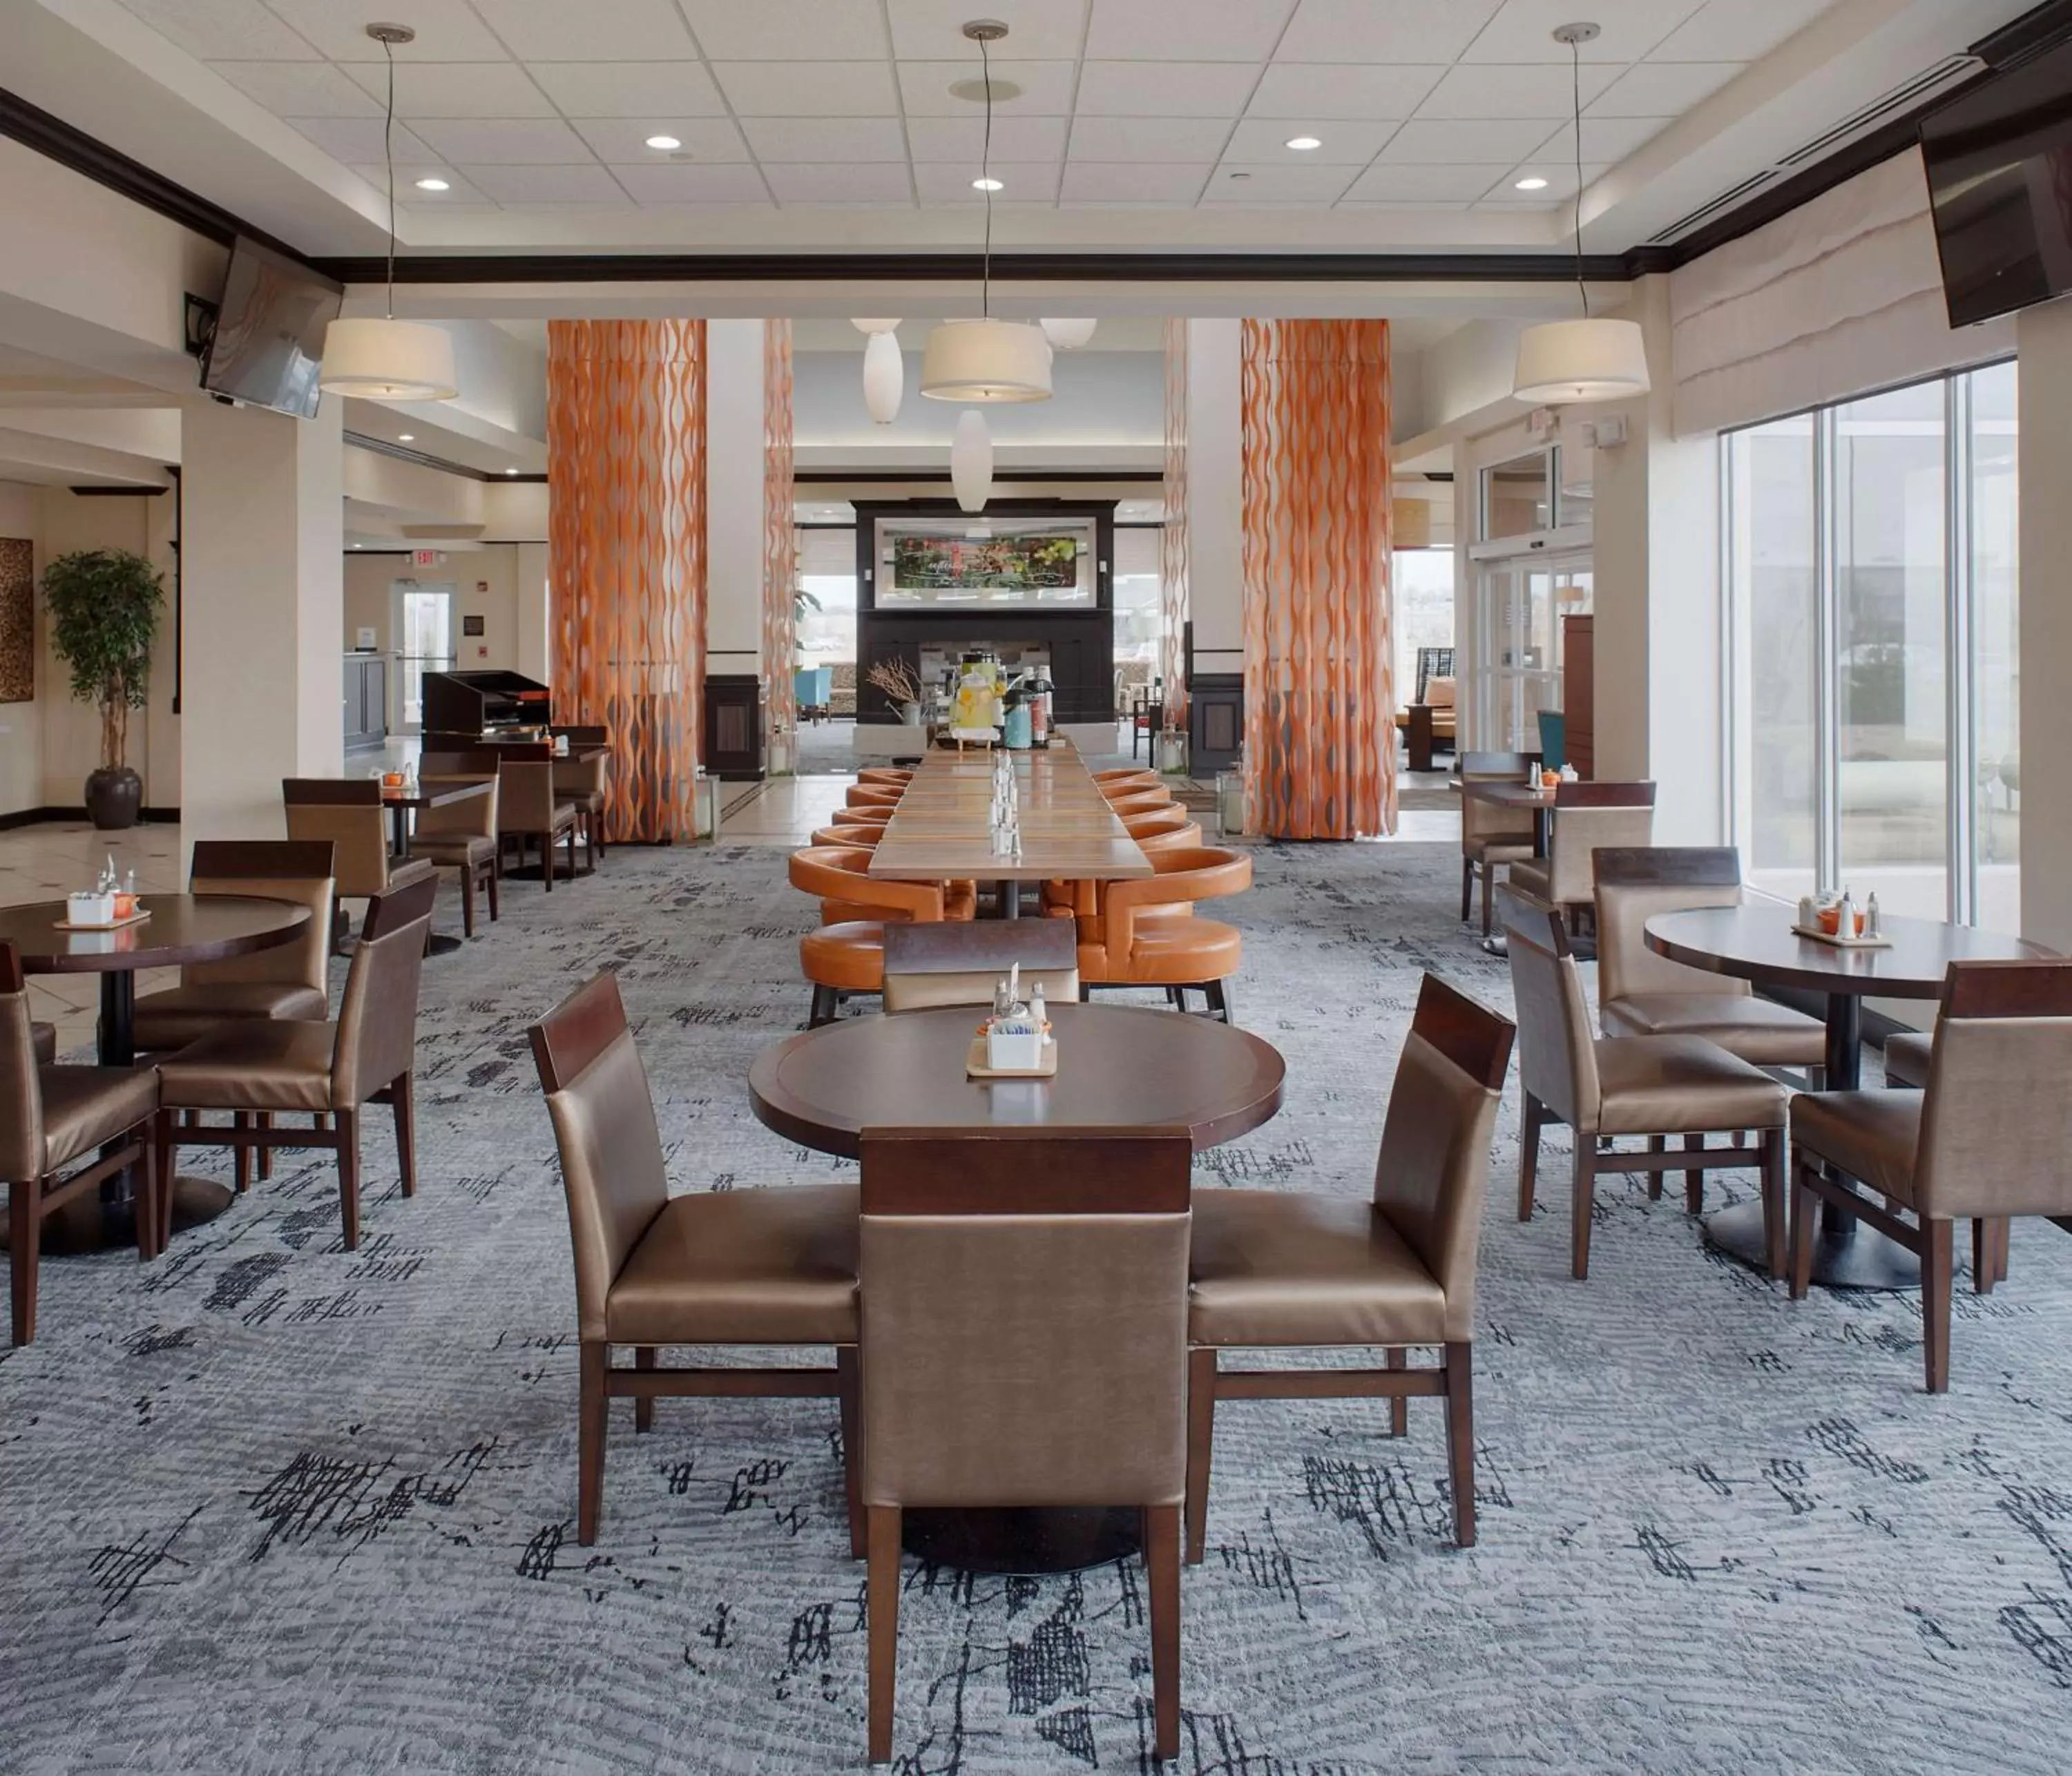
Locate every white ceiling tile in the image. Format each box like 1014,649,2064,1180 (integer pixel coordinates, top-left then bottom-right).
1085,0,1296,61
1060,162,1209,202
1066,117,1234,163
1470,196,1562,211
1493,160,1612,200
354,166,493,204
1201,162,1359,203
287,118,439,164
211,61,380,116
904,115,1069,160
413,119,596,164
611,162,773,202
914,160,1062,201
1074,62,1256,117
1414,63,1619,119
1245,63,1446,119
716,61,900,116
462,164,631,202
467,0,698,60
573,119,751,162
1376,119,1551,163
1589,61,1743,118
340,61,557,118
896,59,1079,115
675,0,890,59
1461,0,1704,64
1220,119,1396,163
1341,162,1519,202
528,62,728,117
262,0,507,60
1532,116,1675,163
888,0,1091,61
764,162,917,203
1277,0,1502,63
1647,0,1834,63
121,0,313,60
741,117,912,162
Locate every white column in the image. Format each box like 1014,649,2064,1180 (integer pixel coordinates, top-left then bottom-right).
2019,298,2072,949
180,394,343,849
1184,319,1244,675
704,320,767,684
515,539,550,684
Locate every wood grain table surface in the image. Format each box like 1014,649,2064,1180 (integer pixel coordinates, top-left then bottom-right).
869,747,1153,886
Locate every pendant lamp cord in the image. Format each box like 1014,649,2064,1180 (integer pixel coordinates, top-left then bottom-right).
1570,32,1589,320
979,31,995,319
382,34,399,322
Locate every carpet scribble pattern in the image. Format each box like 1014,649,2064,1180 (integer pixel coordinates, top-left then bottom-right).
2,842,2069,1775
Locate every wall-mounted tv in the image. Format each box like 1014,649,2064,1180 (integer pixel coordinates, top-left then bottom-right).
1921,38,2072,329
199,237,343,419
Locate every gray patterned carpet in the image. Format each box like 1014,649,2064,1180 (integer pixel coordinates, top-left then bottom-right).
3,841,2071,1775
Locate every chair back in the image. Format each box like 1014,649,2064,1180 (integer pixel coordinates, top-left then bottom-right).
1100,847,1250,956
1372,976,1515,1339
1413,646,1455,702
554,753,607,800
881,920,1080,1013
1106,791,1171,818
858,1128,1191,1508
0,944,43,1181
416,774,499,841
847,784,903,809
529,974,671,1344
1135,822,1205,853
283,779,390,897
331,894,430,1107
1915,962,2072,1218
1592,847,1750,1005
811,823,883,849
498,757,561,831
1544,782,1656,905
361,871,439,940
1122,807,1191,840
1504,919,1600,1130
788,845,945,922
418,749,501,778
1459,751,1536,849
184,839,336,994
1536,710,1566,772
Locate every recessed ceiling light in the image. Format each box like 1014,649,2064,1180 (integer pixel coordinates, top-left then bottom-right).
398,433,414,442
505,467,519,475
1285,135,1322,151
1515,176,1550,191
972,176,1004,192
414,176,450,192
645,135,682,151
351,542,362,549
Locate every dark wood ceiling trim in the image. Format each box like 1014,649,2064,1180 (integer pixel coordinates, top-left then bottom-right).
795,468,1162,483
67,483,170,496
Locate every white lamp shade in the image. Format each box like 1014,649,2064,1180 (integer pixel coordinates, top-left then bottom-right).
1040,318,1097,350
862,330,903,425
850,317,901,336
1511,318,1650,405
951,409,992,514
319,318,459,401
920,318,1053,403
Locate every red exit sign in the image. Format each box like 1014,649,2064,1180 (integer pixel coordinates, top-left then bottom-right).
411,548,445,568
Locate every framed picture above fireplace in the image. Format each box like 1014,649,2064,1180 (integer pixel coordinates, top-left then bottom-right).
871,514,1097,609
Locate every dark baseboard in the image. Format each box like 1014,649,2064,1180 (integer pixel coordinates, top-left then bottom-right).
0,804,181,829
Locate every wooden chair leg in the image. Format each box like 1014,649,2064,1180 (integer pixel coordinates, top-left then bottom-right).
1973,1217,2010,1293
837,1345,865,1558
1922,1217,1953,1393
391,1072,416,1197
1760,1128,1787,1281
566,824,578,882
335,1106,361,1249
10,1178,39,1346
154,1111,177,1256
1571,1141,1595,1280
135,1126,160,1262
488,852,501,922
540,833,553,891
1644,1134,1666,1199
233,1112,252,1193
1517,1094,1543,1219
255,1111,275,1182
633,1346,655,1431
1144,1502,1181,1761
460,863,476,938
1385,1347,1409,1437
1993,1217,2011,1286
578,1340,607,1545
1460,856,1475,923
1185,1346,1216,1564
808,985,838,1028
867,1504,902,1765
1444,1342,1476,1547
1682,1132,1705,1215
1480,865,1497,938
1788,1157,1818,1299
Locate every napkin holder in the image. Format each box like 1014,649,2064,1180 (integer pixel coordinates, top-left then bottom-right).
67,890,115,926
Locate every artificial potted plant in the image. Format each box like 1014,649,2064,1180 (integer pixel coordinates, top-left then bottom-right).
41,548,164,830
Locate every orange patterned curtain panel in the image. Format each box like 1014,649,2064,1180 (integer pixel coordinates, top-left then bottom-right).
761,320,797,757
1160,317,1191,723
547,319,707,844
1239,318,1395,840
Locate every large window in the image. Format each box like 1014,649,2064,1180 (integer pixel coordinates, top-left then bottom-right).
1726,363,2019,929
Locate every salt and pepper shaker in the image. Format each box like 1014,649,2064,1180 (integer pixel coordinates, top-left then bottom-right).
1836,886,1857,942
1030,980,1047,1041
1797,893,1817,930
1865,891,1881,938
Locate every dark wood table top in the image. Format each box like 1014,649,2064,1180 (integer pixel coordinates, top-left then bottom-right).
381,780,493,809
750,1003,1286,1159
1457,781,1553,809
1645,905,2055,999
0,894,311,974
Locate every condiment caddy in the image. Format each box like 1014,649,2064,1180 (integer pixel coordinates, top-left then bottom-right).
966,966,1056,1078
59,856,148,931
1793,887,1890,950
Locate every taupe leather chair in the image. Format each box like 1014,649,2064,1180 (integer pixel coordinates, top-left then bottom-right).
1186,976,1512,1559
881,918,1080,1012
1790,961,2072,1391
1505,781,1656,938
151,876,436,1251
1593,849,1825,1076
553,726,610,867
407,775,500,938
498,753,582,890
5,943,162,1344
1459,751,1537,939
30,1021,57,1064
133,841,336,1054
1883,1031,1932,1087
1506,908,1790,1279
859,1129,1189,1764
529,972,859,1548
283,779,436,941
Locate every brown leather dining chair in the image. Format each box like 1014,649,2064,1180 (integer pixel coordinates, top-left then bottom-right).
529,972,860,1547
5,942,162,1344
151,876,437,1251
1185,975,1513,1559
1505,901,1791,1280
407,774,500,938
1504,780,1657,940
552,726,610,867
1789,961,2072,1391
1458,750,1537,939
283,778,437,945
859,1128,1190,1765
497,752,583,891
880,918,1080,1012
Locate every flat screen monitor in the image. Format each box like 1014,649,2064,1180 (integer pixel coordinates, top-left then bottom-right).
199,236,343,419
1921,40,2072,329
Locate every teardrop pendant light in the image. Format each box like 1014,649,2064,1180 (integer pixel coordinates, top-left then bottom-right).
320,24,458,404
1510,22,1648,407
862,330,904,424
1040,319,1097,350
951,409,993,513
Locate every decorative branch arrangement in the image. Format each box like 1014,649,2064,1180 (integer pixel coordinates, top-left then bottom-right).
865,658,923,708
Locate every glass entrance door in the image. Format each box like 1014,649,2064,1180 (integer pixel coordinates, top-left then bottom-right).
393,582,455,735
1473,549,1591,752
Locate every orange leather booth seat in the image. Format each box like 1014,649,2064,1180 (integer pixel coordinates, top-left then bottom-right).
857,768,914,786
846,785,904,809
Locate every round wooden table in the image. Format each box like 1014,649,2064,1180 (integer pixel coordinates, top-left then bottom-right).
750,1003,1287,1573
1645,905,2053,1289
0,894,313,1253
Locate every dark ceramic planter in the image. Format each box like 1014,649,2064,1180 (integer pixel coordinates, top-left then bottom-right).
85,765,142,831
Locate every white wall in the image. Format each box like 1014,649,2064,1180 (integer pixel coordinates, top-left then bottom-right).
1184,320,1244,669
0,482,41,815
2019,297,2072,952
705,319,765,675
